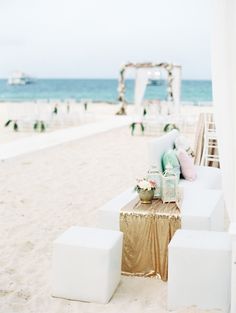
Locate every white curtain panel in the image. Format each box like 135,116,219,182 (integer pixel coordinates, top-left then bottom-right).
212,0,236,223
172,66,181,114
134,68,149,114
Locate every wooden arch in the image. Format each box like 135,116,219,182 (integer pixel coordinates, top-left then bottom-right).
116,62,181,115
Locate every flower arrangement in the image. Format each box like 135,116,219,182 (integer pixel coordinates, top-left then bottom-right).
135,178,156,204
135,178,156,192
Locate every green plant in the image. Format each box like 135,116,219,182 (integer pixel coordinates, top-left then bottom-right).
130,122,145,136
53,106,58,114
33,120,46,132
163,123,179,133
4,120,18,131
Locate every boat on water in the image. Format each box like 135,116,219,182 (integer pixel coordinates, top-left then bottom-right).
147,70,162,86
8,71,33,85
148,79,162,86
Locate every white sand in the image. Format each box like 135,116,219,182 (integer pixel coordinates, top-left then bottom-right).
0,103,218,313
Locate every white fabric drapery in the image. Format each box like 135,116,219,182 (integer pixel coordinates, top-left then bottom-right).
212,1,236,312
134,68,149,115
172,66,181,114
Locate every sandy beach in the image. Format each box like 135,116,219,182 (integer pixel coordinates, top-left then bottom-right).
1,0,234,310
0,103,218,313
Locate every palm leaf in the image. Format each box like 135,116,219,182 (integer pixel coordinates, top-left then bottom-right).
163,123,179,132
13,122,18,132
4,120,12,127
40,122,45,132
130,122,135,136
53,107,58,114
33,121,38,130
140,123,145,134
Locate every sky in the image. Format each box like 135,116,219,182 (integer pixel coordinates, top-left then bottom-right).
0,0,213,79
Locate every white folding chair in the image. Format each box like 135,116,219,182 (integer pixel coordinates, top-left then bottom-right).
35,100,53,130
201,113,220,166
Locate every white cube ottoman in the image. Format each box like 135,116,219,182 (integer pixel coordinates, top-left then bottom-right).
52,226,123,303
168,229,231,312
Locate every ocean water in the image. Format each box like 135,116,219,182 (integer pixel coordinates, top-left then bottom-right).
0,79,212,104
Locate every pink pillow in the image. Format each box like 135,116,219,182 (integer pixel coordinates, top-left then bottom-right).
177,149,197,181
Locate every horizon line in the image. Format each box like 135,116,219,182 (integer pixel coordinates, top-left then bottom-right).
0,77,212,81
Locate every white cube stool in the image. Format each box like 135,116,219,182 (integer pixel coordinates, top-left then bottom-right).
181,189,225,231
168,229,231,312
52,226,123,303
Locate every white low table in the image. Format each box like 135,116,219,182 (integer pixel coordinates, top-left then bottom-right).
97,188,225,232
52,226,123,303
168,229,231,312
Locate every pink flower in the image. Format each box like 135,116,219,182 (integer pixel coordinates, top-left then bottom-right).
149,180,156,187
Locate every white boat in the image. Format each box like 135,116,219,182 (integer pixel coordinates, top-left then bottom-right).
8,71,32,85
147,70,162,86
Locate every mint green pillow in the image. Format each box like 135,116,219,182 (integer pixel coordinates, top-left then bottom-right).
162,149,180,180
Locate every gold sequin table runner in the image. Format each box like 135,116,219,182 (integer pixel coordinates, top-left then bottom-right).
120,197,181,281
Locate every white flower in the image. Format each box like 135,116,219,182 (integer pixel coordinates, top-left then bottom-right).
137,178,155,191
138,180,149,190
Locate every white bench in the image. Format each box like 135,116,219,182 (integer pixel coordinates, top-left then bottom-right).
97,188,225,232
181,189,224,231
168,229,231,312
148,129,222,190
52,226,123,303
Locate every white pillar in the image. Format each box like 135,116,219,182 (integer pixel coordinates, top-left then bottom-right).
212,0,236,221
229,224,236,313
211,1,236,312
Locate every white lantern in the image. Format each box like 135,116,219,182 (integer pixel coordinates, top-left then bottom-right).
147,165,162,199
161,164,178,203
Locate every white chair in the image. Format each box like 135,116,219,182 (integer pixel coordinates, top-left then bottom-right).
6,102,38,130
168,229,231,312
201,113,220,166
47,99,65,128
35,100,53,129
52,226,123,304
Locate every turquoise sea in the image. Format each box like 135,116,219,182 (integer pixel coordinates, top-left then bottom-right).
0,79,212,104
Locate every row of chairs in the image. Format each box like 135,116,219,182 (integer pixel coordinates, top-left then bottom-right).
131,100,198,136
4,100,94,131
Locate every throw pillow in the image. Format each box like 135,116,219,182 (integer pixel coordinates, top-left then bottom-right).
174,135,194,157
162,149,181,180
176,149,197,181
